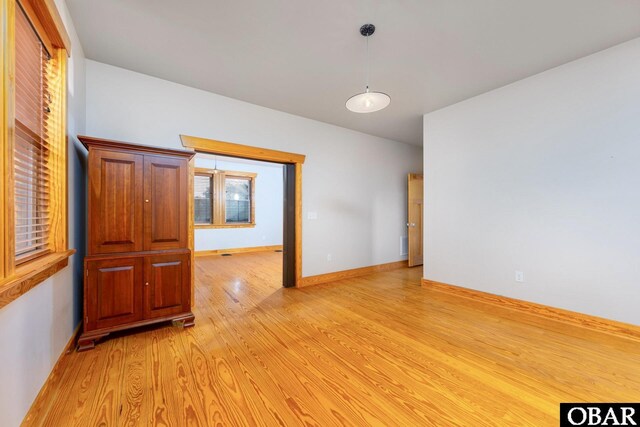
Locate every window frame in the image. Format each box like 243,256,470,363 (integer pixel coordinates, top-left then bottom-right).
194,167,257,229
0,0,73,309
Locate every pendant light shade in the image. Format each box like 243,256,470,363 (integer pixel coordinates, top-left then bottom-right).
346,88,391,113
346,23,390,113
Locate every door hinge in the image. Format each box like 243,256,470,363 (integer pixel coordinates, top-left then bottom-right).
85,316,88,324
86,269,89,277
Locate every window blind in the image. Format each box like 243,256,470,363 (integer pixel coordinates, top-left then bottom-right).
14,2,52,263
194,174,213,224
225,177,250,223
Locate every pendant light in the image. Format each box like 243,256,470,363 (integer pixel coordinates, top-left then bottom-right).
346,23,390,113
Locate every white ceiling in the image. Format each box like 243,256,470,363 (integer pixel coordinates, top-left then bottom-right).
67,0,640,146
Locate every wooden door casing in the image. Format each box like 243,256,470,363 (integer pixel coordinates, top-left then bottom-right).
143,155,188,251
144,253,190,319
408,174,424,267
282,164,296,287
85,257,144,331
88,149,144,255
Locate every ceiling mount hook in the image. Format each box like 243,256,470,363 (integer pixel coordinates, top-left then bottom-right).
360,24,375,37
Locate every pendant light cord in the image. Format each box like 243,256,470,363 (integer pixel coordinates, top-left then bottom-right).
365,34,370,92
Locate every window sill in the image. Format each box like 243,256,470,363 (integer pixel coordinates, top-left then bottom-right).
0,249,76,309
195,223,256,229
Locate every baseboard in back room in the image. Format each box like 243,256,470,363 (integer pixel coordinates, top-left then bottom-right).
299,260,409,287
195,245,283,257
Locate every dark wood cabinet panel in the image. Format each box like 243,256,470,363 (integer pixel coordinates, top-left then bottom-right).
88,149,143,254
144,253,190,319
79,136,195,351
144,155,188,251
86,257,143,330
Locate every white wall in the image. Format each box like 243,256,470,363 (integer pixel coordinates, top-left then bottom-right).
424,38,640,325
85,60,423,276
194,156,283,251
0,1,86,426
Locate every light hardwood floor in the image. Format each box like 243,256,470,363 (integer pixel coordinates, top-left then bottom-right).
24,252,640,426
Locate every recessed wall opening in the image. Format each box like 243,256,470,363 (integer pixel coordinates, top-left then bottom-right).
180,134,305,289
193,152,285,286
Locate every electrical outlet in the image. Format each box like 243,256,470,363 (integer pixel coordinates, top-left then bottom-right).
515,271,524,283
327,253,332,262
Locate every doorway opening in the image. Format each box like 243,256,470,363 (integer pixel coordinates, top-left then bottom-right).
193,153,285,285
180,135,305,289
407,173,423,268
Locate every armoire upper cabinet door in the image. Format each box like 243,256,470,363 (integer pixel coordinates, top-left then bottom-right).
89,149,144,254
143,155,188,251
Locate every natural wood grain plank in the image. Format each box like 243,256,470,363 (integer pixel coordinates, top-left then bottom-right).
147,331,174,426
164,325,208,425
119,332,146,426
1,0,16,279
24,252,640,426
33,338,112,426
180,134,305,164
84,334,126,426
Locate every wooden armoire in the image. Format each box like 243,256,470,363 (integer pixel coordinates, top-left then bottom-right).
78,136,195,351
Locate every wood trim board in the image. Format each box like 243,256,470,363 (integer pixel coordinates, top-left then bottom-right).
295,163,302,285
195,245,283,257
0,249,75,309
1,0,16,279
180,134,305,164
421,278,640,342
19,0,71,54
299,260,408,288
195,223,255,229
187,157,195,307
0,0,13,279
